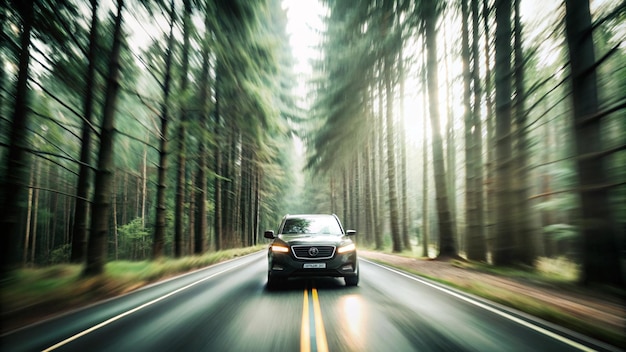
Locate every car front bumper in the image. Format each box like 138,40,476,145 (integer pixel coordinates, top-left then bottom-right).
268,251,358,279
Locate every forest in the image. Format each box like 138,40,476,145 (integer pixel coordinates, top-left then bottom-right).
0,0,624,287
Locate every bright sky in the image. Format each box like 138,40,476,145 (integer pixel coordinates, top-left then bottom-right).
282,0,326,107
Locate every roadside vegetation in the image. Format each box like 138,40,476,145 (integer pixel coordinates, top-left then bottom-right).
368,246,625,349
1,246,264,333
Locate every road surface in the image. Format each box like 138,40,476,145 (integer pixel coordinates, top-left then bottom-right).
0,251,618,351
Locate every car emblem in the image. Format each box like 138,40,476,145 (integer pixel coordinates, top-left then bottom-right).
308,247,319,257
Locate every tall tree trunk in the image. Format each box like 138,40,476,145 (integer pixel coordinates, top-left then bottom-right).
223,128,238,247
194,139,207,254
239,144,250,247
421,70,430,258
50,169,59,260
564,0,623,286
30,162,40,265
174,0,192,258
443,7,457,249
112,175,118,260
461,0,476,260
540,114,554,257
71,0,99,263
482,0,496,257
398,46,411,251
194,9,213,254
467,0,487,261
213,66,223,251
83,0,124,276
424,1,457,258
141,147,147,227
375,78,384,250
1,0,34,277
152,0,176,259
381,0,402,253
188,176,195,254
492,0,515,266
253,170,260,246
24,162,35,266
512,0,533,265
385,56,402,253
364,142,374,244
366,91,377,246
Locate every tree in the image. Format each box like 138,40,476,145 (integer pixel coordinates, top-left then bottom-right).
461,0,483,261
83,0,124,276
512,0,533,265
564,0,623,286
152,0,176,260
382,0,402,253
1,0,35,277
492,0,515,266
173,0,193,258
192,1,215,254
465,0,486,261
423,0,457,259
71,0,99,263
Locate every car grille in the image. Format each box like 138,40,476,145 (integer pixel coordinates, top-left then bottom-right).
292,245,336,260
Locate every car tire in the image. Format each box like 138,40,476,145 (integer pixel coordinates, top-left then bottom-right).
267,272,281,289
344,274,359,286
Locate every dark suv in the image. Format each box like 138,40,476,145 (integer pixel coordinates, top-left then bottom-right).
264,214,359,287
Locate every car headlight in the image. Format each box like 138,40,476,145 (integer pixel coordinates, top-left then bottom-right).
271,245,289,253
337,243,356,254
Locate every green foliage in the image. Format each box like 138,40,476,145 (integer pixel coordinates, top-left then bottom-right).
543,223,578,242
533,193,577,213
50,244,71,264
307,0,382,173
2,246,264,318
116,218,151,261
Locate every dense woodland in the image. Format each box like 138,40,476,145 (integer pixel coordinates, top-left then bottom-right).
1,0,624,286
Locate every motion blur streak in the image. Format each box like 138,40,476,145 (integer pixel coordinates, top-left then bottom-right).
366,260,597,352
41,260,248,352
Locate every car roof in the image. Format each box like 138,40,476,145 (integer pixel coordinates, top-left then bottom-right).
285,214,336,218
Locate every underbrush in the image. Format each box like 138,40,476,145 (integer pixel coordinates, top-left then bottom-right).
1,246,264,332
534,256,580,281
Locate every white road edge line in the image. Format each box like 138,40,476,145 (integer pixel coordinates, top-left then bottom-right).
42,259,250,351
363,259,596,352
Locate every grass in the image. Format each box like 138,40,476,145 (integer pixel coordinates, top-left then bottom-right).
1,245,265,332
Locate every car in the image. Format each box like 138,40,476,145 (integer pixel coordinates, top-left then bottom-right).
264,214,359,287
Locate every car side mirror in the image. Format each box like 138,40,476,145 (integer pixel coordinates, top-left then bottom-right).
264,230,275,239
346,230,356,236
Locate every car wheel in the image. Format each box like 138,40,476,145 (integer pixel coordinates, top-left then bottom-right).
344,274,359,286
267,272,281,289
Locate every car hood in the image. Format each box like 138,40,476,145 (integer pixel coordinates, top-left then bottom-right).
277,234,350,247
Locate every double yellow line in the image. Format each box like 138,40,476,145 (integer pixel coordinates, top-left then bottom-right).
301,287,329,352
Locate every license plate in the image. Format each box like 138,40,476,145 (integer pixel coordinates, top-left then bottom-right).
303,263,326,269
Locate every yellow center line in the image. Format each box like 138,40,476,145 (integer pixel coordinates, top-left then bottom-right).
311,288,329,352
301,288,311,352
301,286,329,352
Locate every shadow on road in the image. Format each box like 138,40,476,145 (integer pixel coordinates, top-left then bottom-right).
264,277,357,293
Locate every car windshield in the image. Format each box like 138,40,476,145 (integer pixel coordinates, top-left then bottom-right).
281,216,342,235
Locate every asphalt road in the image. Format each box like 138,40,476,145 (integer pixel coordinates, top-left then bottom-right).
0,251,618,352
